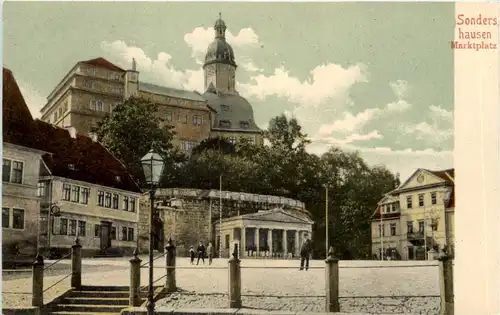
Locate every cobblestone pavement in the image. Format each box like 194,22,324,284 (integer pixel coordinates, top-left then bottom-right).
2,256,441,314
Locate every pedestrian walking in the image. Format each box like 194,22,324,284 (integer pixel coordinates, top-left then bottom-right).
207,242,213,265
189,245,195,265
196,241,206,265
299,235,312,271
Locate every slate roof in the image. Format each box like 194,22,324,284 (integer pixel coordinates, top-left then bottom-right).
80,57,125,72
2,68,41,149
139,82,206,102
241,208,313,224
203,90,261,132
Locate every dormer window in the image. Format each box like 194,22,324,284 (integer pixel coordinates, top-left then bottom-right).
68,164,76,171
220,104,230,111
115,175,121,183
240,121,249,129
219,120,231,128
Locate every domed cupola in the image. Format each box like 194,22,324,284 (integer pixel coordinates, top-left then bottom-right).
203,13,237,68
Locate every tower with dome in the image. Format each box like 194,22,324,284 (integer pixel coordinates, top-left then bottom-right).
40,14,263,152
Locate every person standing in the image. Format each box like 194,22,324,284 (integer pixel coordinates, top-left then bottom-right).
196,241,206,265
207,242,213,265
299,235,312,271
189,245,195,265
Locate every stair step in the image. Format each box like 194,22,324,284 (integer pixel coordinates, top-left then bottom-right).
62,297,131,305
78,285,130,292
69,290,130,298
52,304,125,313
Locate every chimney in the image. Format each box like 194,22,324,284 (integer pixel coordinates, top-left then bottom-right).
88,132,98,142
65,126,77,139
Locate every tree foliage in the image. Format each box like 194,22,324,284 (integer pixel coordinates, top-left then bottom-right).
98,102,398,259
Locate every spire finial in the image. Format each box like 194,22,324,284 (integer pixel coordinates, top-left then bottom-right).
132,58,137,71
219,12,222,19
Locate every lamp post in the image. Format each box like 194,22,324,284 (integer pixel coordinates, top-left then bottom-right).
141,147,165,315
47,204,61,258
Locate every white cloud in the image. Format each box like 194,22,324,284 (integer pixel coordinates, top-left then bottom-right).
389,80,409,99
238,63,367,106
402,104,453,145
241,61,263,72
306,142,453,180
311,130,383,146
101,40,204,91
18,80,46,119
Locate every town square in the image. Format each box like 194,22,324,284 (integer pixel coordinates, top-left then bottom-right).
3,2,456,315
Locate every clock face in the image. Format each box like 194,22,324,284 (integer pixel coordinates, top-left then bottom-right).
417,174,425,183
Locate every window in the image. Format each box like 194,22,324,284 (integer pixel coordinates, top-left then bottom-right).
60,218,68,235
178,113,187,124
220,104,230,111
129,198,136,212
63,101,69,112
111,226,116,240
2,159,11,182
225,234,230,249
406,196,412,209
378,224,384,237
407,221,414,234
80,188,89,204
219,120,231,128
96,101,104,111
240,121,249,129
418,194,424,207
85,80,93,89
105,192,112,208
63,184,71,201
181,140,198,153
112,194,119,209
37,182,46,197
431,192,437,205
248,137,255,144
166,112,173,122
127,227,134,242
71,186,80,203
123,196,129,211
121,226,128,241
58,107,63,117
69,220,77,236
418,221,425,233
229,136,237,145
78,221,86,237
98,191,105,206
192,115,203,125
431,219,439,231
53,113,58,121
390,223,396,236
2,208,10,228
95,224,101,237
11,161,23,184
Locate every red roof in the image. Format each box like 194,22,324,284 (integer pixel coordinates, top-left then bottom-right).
80,57,125,72
34,120,141,193
3,67,140,193
2,68,40,149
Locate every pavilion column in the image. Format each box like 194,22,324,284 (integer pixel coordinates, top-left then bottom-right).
268,229,273,255
241,227,246,258
255,228,260,256
282,229,288,257
295,230,300,257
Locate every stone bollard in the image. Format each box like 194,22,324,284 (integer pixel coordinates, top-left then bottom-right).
165,238,177,293
32,254,44,307
325,246,340,312
71,237,82,290
228,243,242,308
438,247,454,315
129,248,142,307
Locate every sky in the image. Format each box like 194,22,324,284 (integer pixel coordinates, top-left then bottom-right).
3,2,454,181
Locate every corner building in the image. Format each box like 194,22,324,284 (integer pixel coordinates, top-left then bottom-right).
40,15,263,153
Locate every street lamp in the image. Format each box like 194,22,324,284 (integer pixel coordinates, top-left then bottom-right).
141,147,165,315
47,204,61,259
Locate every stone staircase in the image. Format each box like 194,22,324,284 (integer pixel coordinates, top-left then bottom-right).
45,285,146,315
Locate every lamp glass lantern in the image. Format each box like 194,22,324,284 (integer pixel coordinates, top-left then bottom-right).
141,148,165,186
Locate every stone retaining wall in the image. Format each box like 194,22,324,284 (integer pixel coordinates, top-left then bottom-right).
138,189,310,257
120,307,391,315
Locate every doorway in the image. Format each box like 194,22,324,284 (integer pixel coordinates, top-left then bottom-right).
100,221,112,252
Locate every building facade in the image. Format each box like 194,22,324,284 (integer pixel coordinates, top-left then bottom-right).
40,15,263,154
35,121,142,257
371,168,455,260
2,68,48,261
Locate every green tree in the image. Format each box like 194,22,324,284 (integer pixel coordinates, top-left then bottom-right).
96,97,182,185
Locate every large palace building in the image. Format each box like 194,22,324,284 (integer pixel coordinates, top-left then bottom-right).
39,15,263,153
